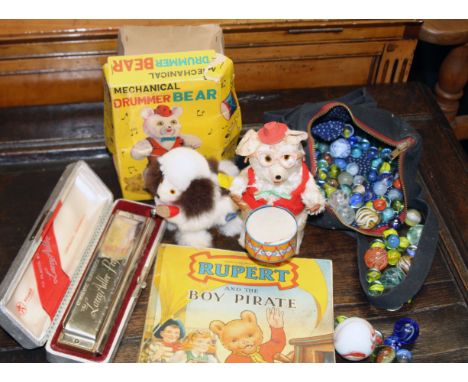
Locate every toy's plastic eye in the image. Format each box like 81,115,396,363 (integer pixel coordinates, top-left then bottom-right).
280,152,297,168
283,154,290,161
170,119,178,125
157,121,164,126
170,189,176,195
265,155,272,162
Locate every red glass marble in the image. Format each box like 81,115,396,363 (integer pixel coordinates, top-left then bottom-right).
364,247,389,271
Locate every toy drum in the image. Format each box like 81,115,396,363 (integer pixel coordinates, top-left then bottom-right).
245,206,298,263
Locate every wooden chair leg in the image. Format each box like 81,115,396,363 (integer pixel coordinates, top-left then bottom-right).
434,43,468,123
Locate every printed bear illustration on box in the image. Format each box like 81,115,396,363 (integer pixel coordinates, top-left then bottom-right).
131,105,202,167
209,309,286,363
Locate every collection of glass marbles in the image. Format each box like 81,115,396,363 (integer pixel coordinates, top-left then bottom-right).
363,208,425,295
370,317,419,363
311,116,408,232
335,316,420,362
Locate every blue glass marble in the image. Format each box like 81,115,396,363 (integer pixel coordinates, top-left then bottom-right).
380,174,394,188
351,147,363,158
346,162,359,176
330,138,351,158
381,208,395,222
364,191,374,202
390,217,403,230
334,158,347,170
396,349,413,363
368,146,379,159
386,234,400,249
368,170,378,182
380,147,392,159
349,193,364,208
387,188,403,202
348,136,360,145
373,181,388,196
406,245,417,257
392,318,419,345
360,138,370,151
316,142,330,154
383,335,402,350
371,158,383,170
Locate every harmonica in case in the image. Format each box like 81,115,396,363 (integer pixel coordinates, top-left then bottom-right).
0,161,165,362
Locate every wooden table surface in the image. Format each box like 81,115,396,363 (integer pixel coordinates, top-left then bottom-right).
0,83,466,362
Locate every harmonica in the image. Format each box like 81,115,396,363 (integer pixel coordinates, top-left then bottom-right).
57,209,155,354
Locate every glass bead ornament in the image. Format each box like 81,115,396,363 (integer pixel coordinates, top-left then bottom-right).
407,224,424,245
364,247,388,270
405,209,422,227
396,349,413,363
334,317,378,361
393,317,419,345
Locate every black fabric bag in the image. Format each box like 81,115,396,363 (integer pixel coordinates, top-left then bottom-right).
264,88,439,310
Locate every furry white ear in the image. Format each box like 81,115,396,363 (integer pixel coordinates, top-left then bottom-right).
171,106,183,118
236,129,261,157
284,130,308,145
140,107,154,119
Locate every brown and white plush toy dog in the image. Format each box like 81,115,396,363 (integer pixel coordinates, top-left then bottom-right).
145,147,242,248
230,122,326,253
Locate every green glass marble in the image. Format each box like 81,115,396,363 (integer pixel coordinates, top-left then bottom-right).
329,164,340,178
398,236,410,251
380,267,406,290
368,280,384,296
407,224,424,246
383,228,398,239
317,159,329,169
387,249,401,266
324,183,337,198
339,184,352,196
370,239,386,249
318,168,328,181
391,200,404,213
366,268,381,283
338,171,353,186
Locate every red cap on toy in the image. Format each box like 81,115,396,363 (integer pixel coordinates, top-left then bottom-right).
257,122,288,145
154,105,173,117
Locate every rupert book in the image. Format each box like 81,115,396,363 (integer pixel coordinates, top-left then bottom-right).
138,244,334,363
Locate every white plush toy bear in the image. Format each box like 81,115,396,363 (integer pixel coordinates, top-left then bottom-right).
131,105,202,166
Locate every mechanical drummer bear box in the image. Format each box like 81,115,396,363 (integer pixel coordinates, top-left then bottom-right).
139,244,335,363
103,26,242,201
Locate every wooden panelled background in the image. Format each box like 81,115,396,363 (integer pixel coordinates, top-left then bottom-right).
0,19,422,108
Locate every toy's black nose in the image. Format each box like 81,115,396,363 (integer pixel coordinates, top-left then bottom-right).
275,175,282,181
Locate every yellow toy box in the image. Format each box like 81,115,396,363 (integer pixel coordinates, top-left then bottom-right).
103,49,242,200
